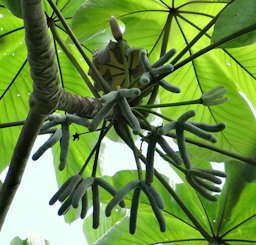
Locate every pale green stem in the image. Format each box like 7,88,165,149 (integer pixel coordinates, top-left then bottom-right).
137,99,201,109
160,12,173,57
154,168,212,241
134,107,173,122
145,13,173,107
119,39,130,87
125,124,143,180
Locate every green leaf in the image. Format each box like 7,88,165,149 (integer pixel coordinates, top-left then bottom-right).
2,1,256,243
0,0,22,19
212,0,256,48
71,0,166,51
98,170,139,205
0,8,28,172
10,237,25,245
10,236,50,245
197,160,256,243
83,204,126,245
92,213,204,245
93,165,256,244
10,237,27,245
50,0,85,17
215,161,256,237
84,158,256,243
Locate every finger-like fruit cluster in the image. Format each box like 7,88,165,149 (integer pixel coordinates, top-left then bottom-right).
50,174,165,234
157,110,226,169
186,168,227,201
139,49,180,93
145,131,183,186
201,86,228,106
105,180,166,234
161,111,226,199
49,175,125,229
143,110,226,201
89,87,141,134
32,114,90,170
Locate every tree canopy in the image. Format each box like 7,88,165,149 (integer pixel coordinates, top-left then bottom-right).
0,0,256,244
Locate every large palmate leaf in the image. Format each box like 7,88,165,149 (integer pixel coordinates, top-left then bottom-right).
93,214,204,245
212,0,256,48
0,0,22,18
72,0,256,161
89,165,256,244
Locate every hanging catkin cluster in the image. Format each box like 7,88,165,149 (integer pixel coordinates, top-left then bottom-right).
32,16,228,234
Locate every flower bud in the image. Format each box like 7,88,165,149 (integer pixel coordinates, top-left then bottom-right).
201,86,228,106
110,16,123,41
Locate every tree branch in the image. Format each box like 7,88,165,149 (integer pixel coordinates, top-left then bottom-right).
0,0,56,230
23,0,60,111
0,110,46,230
57,88,101,118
